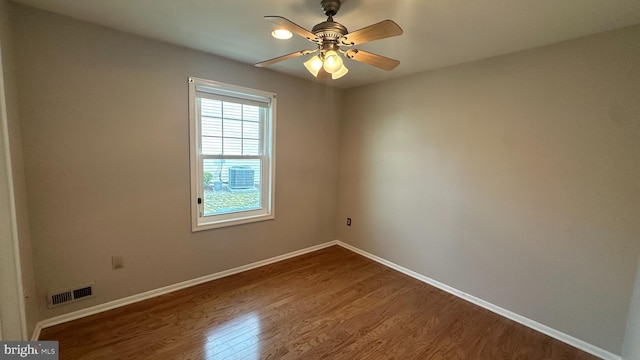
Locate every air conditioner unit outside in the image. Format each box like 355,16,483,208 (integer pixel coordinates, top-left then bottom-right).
228,166,255,189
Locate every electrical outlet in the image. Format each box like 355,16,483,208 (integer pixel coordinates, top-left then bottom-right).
347,218,352,226
112,256,124,270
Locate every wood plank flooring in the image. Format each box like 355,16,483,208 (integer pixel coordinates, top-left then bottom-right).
40,246,600,359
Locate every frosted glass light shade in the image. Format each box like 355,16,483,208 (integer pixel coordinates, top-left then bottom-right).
332,64,349,79
304,55,323,77
322,50,343,73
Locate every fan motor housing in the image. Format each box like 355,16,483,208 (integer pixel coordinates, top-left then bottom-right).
312,21,348,42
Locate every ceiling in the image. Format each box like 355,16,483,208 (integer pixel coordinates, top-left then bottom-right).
11,0,640,88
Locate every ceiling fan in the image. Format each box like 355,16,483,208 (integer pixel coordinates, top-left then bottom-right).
255,0,403,80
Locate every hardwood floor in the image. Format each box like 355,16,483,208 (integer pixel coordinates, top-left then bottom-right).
40,246,599,359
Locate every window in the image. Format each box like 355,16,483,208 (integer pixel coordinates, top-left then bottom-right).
189,77,276,231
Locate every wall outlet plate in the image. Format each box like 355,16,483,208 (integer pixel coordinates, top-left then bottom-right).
112,256,124,270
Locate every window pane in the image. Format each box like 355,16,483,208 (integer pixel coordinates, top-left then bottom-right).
202,117,222,137
201,99,222,118
243,105,260,122
203,159,262,216
223,102,242,120
243,139,260,155
223,119,242,138
200,100,263,156
223,138,242,155
202,136,222,155
243,121,260,140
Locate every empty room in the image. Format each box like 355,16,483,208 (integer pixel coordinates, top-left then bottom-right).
0,0,639,359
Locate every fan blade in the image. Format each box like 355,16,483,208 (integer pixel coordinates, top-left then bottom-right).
340,20,403,46
345,49,400,71
255,49,316,67
265,16,319,43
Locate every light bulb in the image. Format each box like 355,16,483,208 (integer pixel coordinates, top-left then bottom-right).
332,64,349,79
322,50,343,73
271,29,293,40
304,55,323,77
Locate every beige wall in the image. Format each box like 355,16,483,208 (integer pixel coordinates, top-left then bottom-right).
337,25,640,354
0,0,37,338
9,3,341,320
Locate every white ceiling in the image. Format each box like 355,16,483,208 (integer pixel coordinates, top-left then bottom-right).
11,0,640,88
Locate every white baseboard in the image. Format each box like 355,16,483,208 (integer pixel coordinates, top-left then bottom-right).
30,324,41,341
32,240,338,339
30,239,620,360
335,241,620,360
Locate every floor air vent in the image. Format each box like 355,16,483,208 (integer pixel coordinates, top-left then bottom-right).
48,283,94,308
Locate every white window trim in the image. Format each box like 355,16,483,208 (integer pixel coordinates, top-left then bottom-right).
188,76,276,231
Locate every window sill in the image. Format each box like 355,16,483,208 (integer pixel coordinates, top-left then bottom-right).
192,213,275,232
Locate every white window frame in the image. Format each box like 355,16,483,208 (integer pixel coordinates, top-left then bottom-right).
188,76,276,231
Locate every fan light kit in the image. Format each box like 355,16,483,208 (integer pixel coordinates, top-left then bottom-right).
256,0,403,80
